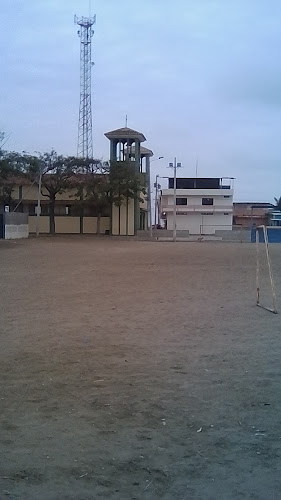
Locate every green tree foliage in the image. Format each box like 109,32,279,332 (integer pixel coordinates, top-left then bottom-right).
2,150,81,234
83,170,111,234
109,161,146,206
0,132,5,150
108,160,146,234
81,160,146,234
27,151,80,235
0,151,28,207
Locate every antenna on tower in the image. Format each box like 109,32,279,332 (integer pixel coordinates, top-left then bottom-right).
125,115,128,127
75,12,96,159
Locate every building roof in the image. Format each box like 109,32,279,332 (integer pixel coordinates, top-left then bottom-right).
234,202,274,207
139,146,153,157
127,145,154,157
5,172,108,186
104,127,146,142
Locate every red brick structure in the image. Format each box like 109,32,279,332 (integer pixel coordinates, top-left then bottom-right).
233,202,274,228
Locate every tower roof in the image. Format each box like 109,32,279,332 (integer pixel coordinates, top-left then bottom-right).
128,145,154,157
104,127,146,142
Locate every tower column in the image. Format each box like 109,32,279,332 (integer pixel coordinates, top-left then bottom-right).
110,139,118,162
134,139,141,233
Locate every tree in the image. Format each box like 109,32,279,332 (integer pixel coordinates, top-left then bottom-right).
109,161,146,234
24,151,79,235
0,151,25,209
274,197,281,211
81,160,146,235
0,132,5,150
83,169,111,234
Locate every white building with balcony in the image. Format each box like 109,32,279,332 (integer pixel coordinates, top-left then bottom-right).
160,177,234,235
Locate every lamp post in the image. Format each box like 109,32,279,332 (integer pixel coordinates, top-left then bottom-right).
168,158,181,242
154,173,169,231
36,165,42,237
154,174,160,229
150,156,164,237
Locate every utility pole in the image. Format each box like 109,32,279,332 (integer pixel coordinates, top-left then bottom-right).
154,174,160,228
36,166,42,237
149,182,153,239
147,176,153,239
169,158,181,242
173,158,177,242
151,157,164,233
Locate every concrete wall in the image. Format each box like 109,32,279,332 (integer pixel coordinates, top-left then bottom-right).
5,225,29,239
112,200,134,236
4,213,29,239
83,217,110,234
215,228,251,242
54,217,80,234
29,216,81,234
29,216,111,235
112,204,119,235
29,216,50,233
127,199,135,236
167,213,232,234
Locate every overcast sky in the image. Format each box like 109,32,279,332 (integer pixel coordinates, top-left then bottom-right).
1,0,281,201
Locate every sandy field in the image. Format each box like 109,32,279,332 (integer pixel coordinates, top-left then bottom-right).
0,237,280,500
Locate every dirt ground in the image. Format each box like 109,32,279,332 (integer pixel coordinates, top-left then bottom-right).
0,237,281,500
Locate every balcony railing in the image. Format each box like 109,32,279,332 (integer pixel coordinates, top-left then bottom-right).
161,205,233,212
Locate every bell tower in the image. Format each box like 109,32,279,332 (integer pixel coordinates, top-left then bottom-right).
104,126,147,235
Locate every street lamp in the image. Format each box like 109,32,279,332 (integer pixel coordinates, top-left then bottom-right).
149,156,164,237
154,174,161,228
168,158,181,242
154,174,169,229
151,156,164,163
35,165,43,237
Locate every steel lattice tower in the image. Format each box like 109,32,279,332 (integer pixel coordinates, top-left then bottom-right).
75,14,96,158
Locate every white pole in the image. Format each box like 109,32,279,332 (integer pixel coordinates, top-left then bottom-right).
149,190,153,238
263,225,278,314
148,157,153,239
256,227,260,305
173,157,177,242
36,168,42,237
154,174,159,228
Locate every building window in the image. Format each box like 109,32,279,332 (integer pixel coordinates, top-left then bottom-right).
224,212,229,215
28,204,36,215
224,195,230,198
201,212,213,215
41,204,49,215
66,205,71,216
202,198,213,206
176,198,187,206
